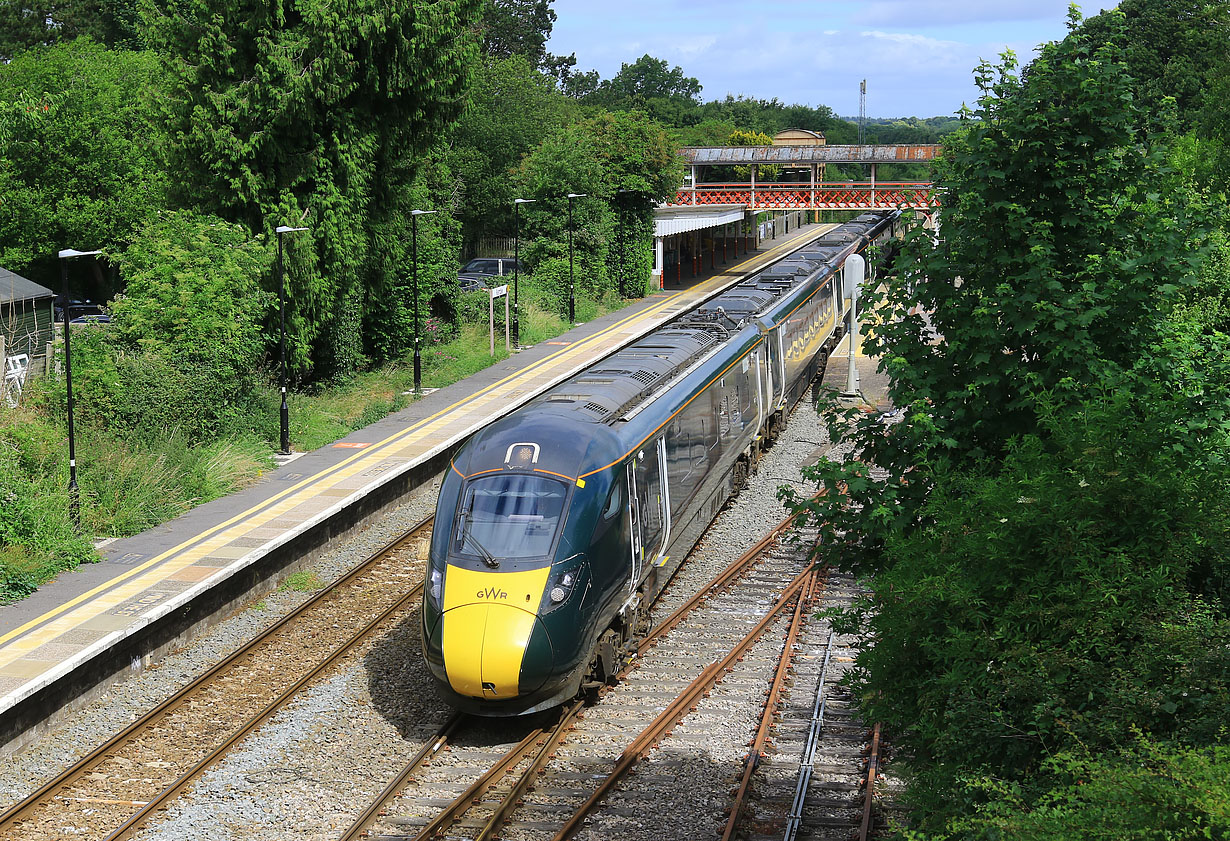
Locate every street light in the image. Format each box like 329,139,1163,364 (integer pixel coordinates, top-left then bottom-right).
566,193,586,323
512,198,535,347
275,224,308,455
58,247,102,530
409,209,437,395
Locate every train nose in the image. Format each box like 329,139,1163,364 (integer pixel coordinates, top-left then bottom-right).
442,603,555,699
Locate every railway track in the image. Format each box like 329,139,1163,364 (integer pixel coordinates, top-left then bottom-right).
0,518,435,841
344,508,859,841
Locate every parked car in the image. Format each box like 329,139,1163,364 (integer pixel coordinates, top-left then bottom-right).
53,296,106,323
461,257,522,277
458,275,488,293
68,313,111,326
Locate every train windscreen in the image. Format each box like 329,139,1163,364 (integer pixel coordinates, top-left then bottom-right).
455,474,569,560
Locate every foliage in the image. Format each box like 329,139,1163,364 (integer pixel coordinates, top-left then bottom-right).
934,738,1230,840
1080,0,1230,133
728,128,779,180
0,39,166,293
875,13,1194,469
780,8,1230,834
143,0,482,379
829,392,1230,826
481,0,553,65
362,148,465,365
0,0,140,60
447,54,581,243
0,406,95,603
585,54,702,124
95,210,273,440
514,109,682,298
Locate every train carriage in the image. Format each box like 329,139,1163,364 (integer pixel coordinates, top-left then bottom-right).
422,211,901,715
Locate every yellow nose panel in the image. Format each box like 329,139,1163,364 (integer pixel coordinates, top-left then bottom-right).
441,565,550,698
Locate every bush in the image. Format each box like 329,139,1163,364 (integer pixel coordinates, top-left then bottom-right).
935,737,1230,841
840,391,1230,828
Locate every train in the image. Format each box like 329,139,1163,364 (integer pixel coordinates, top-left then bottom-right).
421,210,902,715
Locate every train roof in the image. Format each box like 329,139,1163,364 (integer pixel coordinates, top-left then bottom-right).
525,211,898,428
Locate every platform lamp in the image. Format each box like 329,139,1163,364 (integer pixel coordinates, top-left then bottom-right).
566,193,586,323
58,248,102,530
409,209,437,395
275,225,308,455
512,198,535,347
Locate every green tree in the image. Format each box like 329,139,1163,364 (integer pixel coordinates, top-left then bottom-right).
589,54,702,125
0,39,166,294
1080,0,1230,132
482,0,553,63
780,10,1230,833
142,0,482,379
0,0,140,59
100,210,274,439
447,54,579,245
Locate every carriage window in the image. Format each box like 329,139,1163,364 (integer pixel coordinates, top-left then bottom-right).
602,481,622,521
455,474,568,560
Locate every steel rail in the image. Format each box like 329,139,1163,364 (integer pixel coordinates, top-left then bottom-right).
552,566,815,841
408,720,551,841
859,723,882,841
474,701,584,841
0,516,433,840
338,713,463,841
108,585,428,840
360,515,806,841
783,628,838,841
638,510,802,658
720,567,821,841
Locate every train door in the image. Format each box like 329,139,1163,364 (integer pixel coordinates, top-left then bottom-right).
626,438,669,590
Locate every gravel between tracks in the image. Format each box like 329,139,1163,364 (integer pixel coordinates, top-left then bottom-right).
1,391,845,841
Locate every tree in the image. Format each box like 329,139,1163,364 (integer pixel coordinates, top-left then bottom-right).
482,0,554,63
142,0,482,379
0,39,166,295
780,11,1230,832
102,211,274,439
1080,0,1230,132
588,54,702,125
447,54,580,244
0,0,140,59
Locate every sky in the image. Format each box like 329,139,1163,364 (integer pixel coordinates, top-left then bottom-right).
546,0,1121,118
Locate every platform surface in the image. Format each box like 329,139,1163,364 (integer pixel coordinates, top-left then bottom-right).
0,222,837,721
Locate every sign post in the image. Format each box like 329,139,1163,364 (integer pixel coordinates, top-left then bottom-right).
841,255,866,398
489,284,509,355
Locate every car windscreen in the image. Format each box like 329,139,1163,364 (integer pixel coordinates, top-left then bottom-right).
454,474,569,560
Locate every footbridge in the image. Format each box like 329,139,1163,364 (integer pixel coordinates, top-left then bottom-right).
671,143,941,211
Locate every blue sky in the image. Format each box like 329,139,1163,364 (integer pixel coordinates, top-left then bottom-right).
547,1,1120,118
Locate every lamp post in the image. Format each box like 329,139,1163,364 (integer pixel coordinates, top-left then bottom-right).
409,209,437,395
512,198,535,347
58,248,102,530
275,225,308,455
566,193,586,323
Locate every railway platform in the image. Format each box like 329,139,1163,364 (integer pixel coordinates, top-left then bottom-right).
0,220,841,749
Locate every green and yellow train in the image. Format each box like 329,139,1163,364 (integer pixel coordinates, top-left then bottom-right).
422,211,901,715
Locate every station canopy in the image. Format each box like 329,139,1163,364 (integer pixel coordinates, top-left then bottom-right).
653,204,746,238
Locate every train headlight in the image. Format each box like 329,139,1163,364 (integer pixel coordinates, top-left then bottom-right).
426,567,444,610
541,568,579,614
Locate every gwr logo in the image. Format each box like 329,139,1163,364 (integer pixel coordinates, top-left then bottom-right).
477,586,508,600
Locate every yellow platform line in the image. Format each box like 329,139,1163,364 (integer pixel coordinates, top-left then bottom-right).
0,226,826,663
